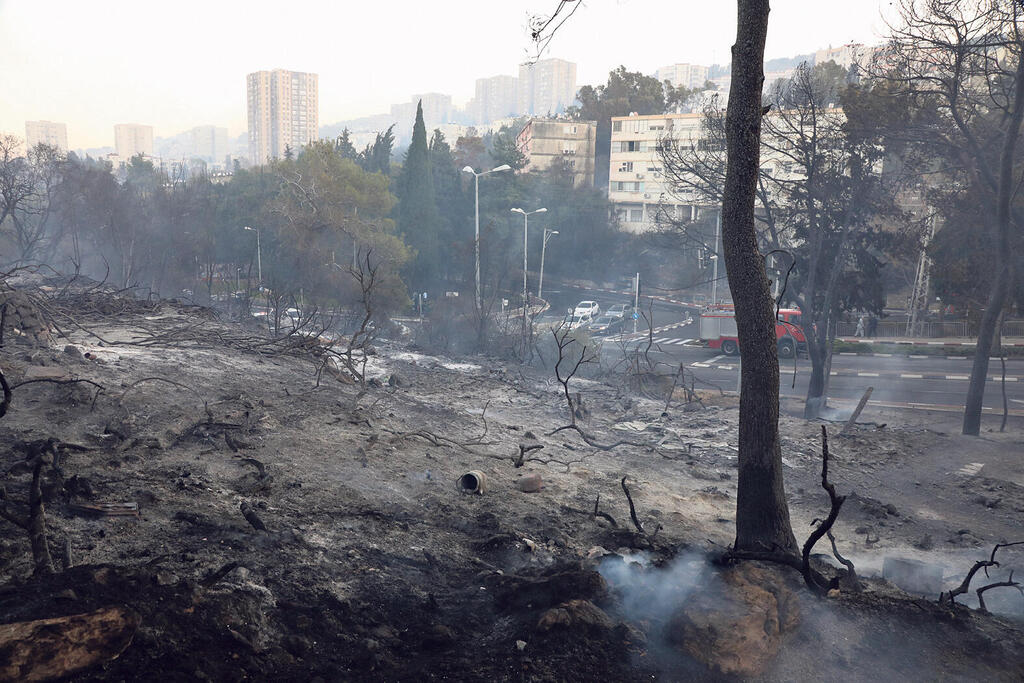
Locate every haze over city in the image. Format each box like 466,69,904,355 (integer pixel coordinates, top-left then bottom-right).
1,0,895,148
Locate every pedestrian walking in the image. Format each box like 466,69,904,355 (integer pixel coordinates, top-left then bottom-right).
867,315,878,338
855,315,866,338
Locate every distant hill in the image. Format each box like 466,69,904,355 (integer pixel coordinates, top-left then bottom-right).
708,52,815,78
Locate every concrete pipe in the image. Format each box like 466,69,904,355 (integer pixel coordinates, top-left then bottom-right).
457,470,487,494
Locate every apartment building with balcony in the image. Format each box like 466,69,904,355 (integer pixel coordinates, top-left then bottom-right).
608,113,710,233
516,118,597,187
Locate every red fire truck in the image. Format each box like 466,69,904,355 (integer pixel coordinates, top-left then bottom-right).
698,305,806,358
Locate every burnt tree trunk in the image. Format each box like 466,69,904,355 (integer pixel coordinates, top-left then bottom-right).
804,329,828,419
963,50,1024,436
723,0,799,555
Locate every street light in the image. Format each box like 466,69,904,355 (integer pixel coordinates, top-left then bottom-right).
243,226,262,284
510,207,547,311
538,229,559,301
461,164,511,310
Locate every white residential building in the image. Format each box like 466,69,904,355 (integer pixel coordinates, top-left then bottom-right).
609,109,844,233
609,113,708,233
114,123,154,159
656,63,710,90
25,120,68,151
469,74,519,124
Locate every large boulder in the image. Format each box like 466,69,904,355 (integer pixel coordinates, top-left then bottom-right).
665,563,800,677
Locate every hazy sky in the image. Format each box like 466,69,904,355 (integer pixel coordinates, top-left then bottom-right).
0,0,898,149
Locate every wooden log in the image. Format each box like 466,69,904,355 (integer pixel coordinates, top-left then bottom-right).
0,606,140,682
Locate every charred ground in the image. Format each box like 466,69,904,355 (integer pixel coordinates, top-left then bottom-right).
1,281,1023,681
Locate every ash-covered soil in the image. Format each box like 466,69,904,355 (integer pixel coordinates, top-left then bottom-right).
1,291,1023,681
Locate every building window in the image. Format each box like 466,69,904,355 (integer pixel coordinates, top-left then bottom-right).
613,121,622,132
618,161,634,173
619,141,641,152
630,209,644,222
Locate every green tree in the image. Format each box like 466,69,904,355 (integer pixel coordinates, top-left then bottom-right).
429,129,470,284
335,129,359,160
359,125,395,176
395,102,441,291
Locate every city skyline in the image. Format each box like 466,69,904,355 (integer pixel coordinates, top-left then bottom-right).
0,1,896,149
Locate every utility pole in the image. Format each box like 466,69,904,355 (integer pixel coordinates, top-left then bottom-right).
633,272,640,334
711,210,721,305
907,213,937,337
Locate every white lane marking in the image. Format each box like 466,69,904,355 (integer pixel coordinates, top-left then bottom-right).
667,338,689,345
680,338,695,344
927,341,944,345
988,376,1018,382
909,355,928,359
946,375,969,380
718,364,735,370
840,352,857,356
947,356,968,360
958,462,984,476
830,371,838,376
690,362,710,368
900,373,923,379
858,372,879,377
709,355,727,363
873,353,893,357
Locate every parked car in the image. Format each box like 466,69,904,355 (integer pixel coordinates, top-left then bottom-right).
605,303,633,319
573,300,600,318
590,313,624,336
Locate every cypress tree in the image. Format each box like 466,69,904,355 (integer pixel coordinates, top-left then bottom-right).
396,102,440,290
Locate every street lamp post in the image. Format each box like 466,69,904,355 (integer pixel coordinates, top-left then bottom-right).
461,164,511,311
510,207,547,313
538,228,559,301
243,225,262,284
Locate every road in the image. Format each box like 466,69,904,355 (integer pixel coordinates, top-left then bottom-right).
544,283,1024,417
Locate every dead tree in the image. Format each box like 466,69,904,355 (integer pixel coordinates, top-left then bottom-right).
0,440,59,575
551,324,598,427
941,541,1024,607
883,0,1024,435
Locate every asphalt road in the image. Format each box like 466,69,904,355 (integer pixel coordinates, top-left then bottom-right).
544,284,1024,417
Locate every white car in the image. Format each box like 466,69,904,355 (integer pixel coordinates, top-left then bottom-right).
573,300,600,318
563,310,594,331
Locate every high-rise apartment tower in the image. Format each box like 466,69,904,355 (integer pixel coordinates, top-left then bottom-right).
246,69,319,163
517,58,577,117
